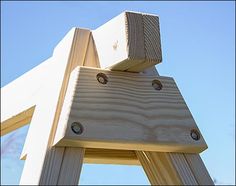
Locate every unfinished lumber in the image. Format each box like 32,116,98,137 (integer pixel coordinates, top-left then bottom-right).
17,30,142,167
135,65,213,185
53,66,207,153
136,151,198,185
33,147,84,185
57,147,84,185
84,148,139,165
19,28,93,185
1,106,34,136
1,10,213,186
92,11,162,72
19,30,98,160
0,27,90,137
184,153,214,185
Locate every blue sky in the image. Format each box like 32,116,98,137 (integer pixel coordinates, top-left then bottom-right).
1,1,235,185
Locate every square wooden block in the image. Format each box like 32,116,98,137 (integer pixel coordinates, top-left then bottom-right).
93,11,162,72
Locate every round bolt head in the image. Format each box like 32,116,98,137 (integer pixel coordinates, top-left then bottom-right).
71,122,83,135
97,73,108,84
152,80,163,90
190,129,200,141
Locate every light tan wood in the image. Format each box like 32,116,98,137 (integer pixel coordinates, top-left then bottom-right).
1,106,34,136
92,11,144,71
39,147,65,184
143,14,162,62
92,11,162,72
136,66,213,185
136,151,181,185
18,30,146,167
125,12,145,61
19,28,91,162
83,33,101,68
1,11,212,185
184,154,214,185
53,67,207,153
36,147,84,185
84,148,139,165
142,66,159,76
57,147,84,185
127,14,162,72
19,28,94,185
136,151,199,185
169,153,198,185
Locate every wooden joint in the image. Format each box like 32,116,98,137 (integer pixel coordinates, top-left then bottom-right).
53,66,207,153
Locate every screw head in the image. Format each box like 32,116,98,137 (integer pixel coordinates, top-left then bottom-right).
71,122,83,135
113,40,118,50
152,80,162,90
190,129,200,141
96,73,108,84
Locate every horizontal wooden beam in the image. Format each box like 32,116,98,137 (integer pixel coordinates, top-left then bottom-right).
84,148,139,165
92,11,162,72
1,106,35,136
54,67,207,153
21,148,139,165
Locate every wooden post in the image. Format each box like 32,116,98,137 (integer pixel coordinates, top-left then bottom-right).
19,28,96,185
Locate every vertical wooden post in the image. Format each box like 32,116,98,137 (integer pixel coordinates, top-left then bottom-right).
20,28,99,185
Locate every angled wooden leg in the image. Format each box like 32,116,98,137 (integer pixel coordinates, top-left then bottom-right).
38,147,84,185
136,151,214,185
19,28,99,185
57,148,84,184
184,154,214,185
136,151,197,185
57,147,85,185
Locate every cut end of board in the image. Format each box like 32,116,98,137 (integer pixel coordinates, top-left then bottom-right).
92,11,162,72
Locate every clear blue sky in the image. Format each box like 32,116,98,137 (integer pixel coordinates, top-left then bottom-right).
1,1,235,185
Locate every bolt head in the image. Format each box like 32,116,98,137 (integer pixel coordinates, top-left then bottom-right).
71,122,83,135
152,80,162,90
190,129,200,141
96,73,108,84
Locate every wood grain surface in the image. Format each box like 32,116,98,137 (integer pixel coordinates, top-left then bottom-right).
92,11,162,72
54,67,207,153
136,151,199,185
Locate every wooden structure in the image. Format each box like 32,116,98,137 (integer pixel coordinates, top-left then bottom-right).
1,11,214,185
